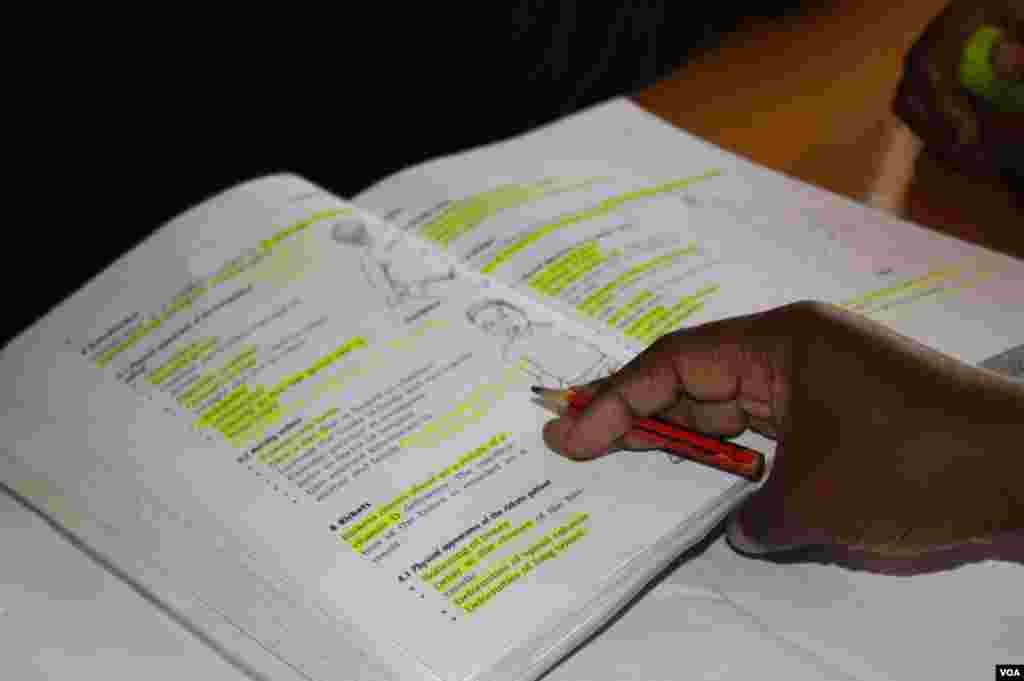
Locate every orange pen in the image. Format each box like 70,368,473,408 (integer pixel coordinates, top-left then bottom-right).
532,386,766,482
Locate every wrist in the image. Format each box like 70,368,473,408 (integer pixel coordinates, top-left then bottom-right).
966,368,1024,539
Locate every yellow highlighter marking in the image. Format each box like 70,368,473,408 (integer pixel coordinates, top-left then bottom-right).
420,178,605,247
480,172,719,274
96,208,349,368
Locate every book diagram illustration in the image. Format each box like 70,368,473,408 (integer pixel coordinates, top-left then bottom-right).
330,215,458,324
466,297,619,387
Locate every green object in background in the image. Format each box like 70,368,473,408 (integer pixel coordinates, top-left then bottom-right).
959,26,1024,112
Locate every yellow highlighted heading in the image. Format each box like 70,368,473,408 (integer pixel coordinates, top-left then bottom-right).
480,173,718,274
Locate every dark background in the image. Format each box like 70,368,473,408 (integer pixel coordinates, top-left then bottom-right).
12,4,811,350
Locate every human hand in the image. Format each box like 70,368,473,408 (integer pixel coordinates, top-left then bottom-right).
541,301,1024,558
892,0,1023,176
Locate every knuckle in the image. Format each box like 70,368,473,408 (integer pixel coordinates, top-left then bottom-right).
778,299,833,322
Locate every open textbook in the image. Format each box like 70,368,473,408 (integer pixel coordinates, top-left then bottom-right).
2,99,1021,681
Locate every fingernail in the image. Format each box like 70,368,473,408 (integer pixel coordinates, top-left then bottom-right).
542,417,583,458
542,416,566,442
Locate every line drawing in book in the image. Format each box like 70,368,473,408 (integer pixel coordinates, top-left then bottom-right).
466,298,619,387
330,216,458,321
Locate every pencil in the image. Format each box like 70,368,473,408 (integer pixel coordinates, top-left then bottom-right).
532,386,766,482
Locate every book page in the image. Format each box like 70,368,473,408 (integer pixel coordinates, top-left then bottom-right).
0,488,260,681
356,99,1023,366
1,175,747,681
365,167,801,356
